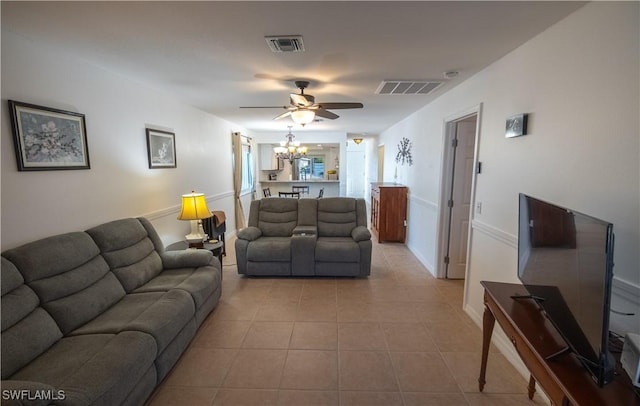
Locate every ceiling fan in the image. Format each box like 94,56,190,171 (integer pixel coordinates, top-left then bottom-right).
240,80,363,126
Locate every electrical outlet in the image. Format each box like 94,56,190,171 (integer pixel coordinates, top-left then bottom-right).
476,202,482,214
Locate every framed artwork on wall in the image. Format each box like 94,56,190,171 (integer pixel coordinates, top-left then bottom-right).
8,100,90,171
146,128,176,168
505,113,528,138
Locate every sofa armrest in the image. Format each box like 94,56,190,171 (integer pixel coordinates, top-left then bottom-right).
351,226,371,242
161,249,214,269
1,380,63,405
236,226,262,241
293,225,317,236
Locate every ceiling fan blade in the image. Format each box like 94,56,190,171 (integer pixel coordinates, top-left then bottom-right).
274,111,292,120
316,102,363,110
314,108,339,120
290,93,315,107
240,106,289,109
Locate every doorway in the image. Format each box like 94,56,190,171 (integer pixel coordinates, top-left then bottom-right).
377,145,384,182
438,111,480,279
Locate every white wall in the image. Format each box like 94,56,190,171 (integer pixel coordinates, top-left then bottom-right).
379,0,639,344
1,30,244,249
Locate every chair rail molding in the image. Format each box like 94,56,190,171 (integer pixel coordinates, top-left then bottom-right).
144,190,234,221
471,219,517,249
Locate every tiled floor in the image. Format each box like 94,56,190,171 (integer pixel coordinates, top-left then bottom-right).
148,238,546,406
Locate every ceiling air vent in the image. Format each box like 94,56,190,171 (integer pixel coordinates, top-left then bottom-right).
375,80,444,95
265,35,305,53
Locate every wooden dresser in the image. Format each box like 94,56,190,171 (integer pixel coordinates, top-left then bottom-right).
370,183,407,243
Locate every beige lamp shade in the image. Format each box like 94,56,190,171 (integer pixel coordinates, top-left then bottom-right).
177,191,213,220
291,109,315,126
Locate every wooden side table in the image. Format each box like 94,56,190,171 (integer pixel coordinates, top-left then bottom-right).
166,240,224,267
479,281,640,406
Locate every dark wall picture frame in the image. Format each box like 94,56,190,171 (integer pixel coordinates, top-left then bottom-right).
505,113,528,138
146,128,176,168
9,100,90,171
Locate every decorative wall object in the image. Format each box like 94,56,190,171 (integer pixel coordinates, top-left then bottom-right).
146,128,176,168
9,100,90,171
395,137,413,166
505,113,528,138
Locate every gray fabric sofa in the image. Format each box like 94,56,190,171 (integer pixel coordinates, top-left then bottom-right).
235,197,372,277
1,217,222,406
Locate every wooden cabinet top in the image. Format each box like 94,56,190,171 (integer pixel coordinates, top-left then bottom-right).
371,182,406,188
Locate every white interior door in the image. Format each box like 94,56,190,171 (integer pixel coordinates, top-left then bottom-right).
445,118,476,279
346,150,366,197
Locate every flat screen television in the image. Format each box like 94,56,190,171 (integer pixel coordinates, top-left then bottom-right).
517,193,615,386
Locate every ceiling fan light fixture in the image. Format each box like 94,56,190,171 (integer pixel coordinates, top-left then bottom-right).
291,109,315,126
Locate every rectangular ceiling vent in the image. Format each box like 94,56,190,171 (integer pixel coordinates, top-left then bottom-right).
265,35,305,53
375,80,444,95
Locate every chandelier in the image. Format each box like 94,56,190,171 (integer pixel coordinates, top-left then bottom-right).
274,127,308,163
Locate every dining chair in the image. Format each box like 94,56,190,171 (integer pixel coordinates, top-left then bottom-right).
263,188,271,198
292,185,310,196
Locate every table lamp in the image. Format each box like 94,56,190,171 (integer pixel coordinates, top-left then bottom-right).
177,191,212,248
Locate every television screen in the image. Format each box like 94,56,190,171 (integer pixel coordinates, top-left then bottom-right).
518,193,615,386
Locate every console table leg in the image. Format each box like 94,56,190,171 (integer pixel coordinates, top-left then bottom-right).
527,375,536,399
479,304,496,392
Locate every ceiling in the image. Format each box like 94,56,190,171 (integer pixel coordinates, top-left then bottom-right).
2,1,585,135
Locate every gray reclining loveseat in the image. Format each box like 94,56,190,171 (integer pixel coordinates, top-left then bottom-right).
1,217,221,406
235,197,372,277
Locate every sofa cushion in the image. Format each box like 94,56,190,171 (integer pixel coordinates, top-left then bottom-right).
11,331,157,406
315,237,360,263
256,198,299,237
297,198,318,226
2,232,102,283
134,266,221,309
1,257,24,296
86,218,164,292
70,290,195,354
1,258,64,380
247,237,291,262
1,233,125,335
317,198,358,237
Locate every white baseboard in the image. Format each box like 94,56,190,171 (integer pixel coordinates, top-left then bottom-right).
613,276,640,305
610,276,640,335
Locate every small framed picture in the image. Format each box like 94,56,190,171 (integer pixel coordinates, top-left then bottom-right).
146,128,176,168
505,113,528,138
9,100,90,171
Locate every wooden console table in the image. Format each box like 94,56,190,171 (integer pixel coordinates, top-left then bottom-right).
479,281,640,406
